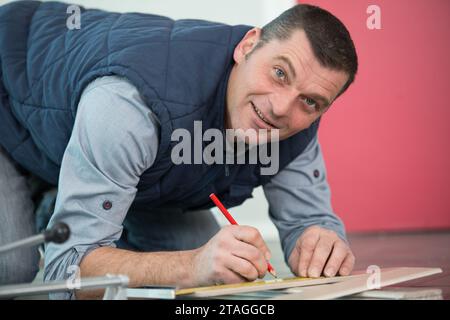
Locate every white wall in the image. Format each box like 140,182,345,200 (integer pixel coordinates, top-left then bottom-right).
0,0,294,26
0,0,296,241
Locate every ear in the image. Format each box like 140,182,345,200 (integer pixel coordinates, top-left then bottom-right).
233,27,262,64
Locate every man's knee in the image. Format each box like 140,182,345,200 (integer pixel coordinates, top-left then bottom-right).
0,248,40,285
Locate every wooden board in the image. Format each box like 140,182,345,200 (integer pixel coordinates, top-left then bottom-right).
176,273,365,297
176,267,442,298
269,267,442,300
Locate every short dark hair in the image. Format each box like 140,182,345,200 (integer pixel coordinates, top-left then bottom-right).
254,4,358,97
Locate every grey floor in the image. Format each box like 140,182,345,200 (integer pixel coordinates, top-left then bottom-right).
13,230,450,299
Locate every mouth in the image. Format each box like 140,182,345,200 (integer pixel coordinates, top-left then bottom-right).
251,102,278,129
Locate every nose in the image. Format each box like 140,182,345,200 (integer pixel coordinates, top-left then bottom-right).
270,88,298,118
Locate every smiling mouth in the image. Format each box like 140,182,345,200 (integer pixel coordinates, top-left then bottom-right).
251,102,277,129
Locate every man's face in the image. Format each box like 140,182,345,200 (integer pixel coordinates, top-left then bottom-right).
225,28,349,143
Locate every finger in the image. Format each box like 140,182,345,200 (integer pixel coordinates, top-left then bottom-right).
231,240,268,278
231,226,272,260
338,252,356,276
298,232,320,277
225,254,260,282
307,237,334,278
216,267,248,285
323,242,349,277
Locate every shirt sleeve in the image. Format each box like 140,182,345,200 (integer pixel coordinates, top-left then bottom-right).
263,134,347,264
43,76,160,300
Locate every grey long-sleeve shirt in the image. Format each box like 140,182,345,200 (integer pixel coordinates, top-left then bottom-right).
44,76,346,299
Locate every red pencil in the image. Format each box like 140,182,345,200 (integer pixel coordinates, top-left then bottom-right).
209,193,278,278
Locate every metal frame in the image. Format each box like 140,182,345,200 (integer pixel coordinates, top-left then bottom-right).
0,274,129,300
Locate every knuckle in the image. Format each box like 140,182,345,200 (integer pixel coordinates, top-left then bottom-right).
320,241,333,253
323,230,337,241
302,237,317,251
248,227,260,241
326,229,337,237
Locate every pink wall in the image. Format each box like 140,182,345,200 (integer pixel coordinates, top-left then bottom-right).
298,0,450,232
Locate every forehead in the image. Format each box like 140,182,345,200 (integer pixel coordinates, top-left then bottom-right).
269,30,317,66
259,30,322,70
257,29,348,94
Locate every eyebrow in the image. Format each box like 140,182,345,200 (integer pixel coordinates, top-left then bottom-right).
275,55,297,80
275,55,332,108
307,93,331,108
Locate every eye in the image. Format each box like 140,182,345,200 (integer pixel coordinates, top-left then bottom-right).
273,67,287,82
301,97,319,111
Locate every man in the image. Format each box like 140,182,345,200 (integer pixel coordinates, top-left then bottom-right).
0,1,358,299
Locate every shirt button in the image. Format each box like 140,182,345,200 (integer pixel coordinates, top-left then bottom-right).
313,169,320,178
102,200,112,210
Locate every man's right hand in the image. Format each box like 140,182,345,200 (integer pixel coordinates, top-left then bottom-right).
191,225,272,286
77,225,273,299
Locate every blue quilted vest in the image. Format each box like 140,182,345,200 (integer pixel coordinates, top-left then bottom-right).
0,1,320,211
